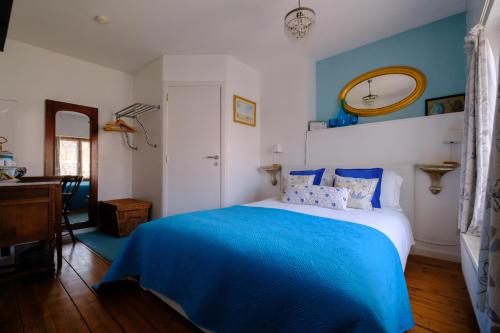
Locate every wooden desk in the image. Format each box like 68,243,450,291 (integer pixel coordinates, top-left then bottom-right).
0,181,62,276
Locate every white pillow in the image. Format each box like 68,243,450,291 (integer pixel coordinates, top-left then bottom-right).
282,185,349,211
334,175,378,210
380,170,403,211
282,174,315,191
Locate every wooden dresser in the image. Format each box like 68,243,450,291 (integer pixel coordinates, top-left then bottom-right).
0,181,62,277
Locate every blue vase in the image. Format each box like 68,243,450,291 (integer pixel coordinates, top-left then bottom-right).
328,100,360,128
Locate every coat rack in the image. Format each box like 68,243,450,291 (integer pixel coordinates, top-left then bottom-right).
104,103,160,150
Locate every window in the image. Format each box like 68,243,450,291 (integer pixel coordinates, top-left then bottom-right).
56,136,90,179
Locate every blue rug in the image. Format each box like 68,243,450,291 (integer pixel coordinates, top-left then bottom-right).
68,211,89,224
76,231,129,261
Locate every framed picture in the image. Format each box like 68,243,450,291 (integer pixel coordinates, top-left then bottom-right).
308,121,328,131
425,93,465,116
233,95,256,127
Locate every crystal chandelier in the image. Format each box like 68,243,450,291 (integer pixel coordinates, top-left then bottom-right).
284,0,316,40
362,79,379,106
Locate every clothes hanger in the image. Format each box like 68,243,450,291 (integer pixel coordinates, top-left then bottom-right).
103,119,137,133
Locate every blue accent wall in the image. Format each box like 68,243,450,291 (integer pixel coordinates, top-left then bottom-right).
316,13,467,124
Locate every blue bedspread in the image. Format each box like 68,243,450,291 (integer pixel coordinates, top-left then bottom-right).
99,206,414,333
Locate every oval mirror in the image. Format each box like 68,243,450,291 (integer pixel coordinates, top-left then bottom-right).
338,66,426,117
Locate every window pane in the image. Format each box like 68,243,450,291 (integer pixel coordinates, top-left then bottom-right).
58,139,78,176
81,141,90,179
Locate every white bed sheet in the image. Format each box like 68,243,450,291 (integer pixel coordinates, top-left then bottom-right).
246,198,415,269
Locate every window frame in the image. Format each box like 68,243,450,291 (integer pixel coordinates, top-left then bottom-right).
56,135,91,180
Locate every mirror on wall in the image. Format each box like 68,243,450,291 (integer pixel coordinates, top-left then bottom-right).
55,111,91,225
339,66,426,117
45,100,98,229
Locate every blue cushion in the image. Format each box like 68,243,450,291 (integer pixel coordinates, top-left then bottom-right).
290,168,325,185
335,168,383,208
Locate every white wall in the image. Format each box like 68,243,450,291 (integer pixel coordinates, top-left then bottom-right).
259,54,316,198
486,0,500,73
466,0,486,29
132,57,165,218
0,39,134,200
225,56,261,205
165,55,261,207
306,112,464,261
165,55,227,82
130,55,262,215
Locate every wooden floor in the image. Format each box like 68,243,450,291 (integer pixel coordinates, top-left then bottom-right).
1,240,479,333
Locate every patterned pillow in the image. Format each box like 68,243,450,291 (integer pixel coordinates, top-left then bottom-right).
282,174,315,191
282,185,349,211
334,175,378,210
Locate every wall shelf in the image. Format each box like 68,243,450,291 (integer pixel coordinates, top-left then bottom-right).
416,162,459,195
260,164,282,186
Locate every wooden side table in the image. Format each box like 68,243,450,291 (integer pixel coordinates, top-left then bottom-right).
0,180,62,280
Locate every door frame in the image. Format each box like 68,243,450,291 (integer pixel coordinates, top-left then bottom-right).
165,82,225,216
44,99,99,228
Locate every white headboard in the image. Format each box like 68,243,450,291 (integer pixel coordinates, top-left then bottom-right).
281,164,415,232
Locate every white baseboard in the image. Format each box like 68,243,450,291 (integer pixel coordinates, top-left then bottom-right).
411,243,461,262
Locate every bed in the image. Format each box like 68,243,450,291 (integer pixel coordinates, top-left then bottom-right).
249,198,414,268
98,166,415,333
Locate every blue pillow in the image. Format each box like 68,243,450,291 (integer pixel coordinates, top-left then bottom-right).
290,168,326,186
335,168,384,208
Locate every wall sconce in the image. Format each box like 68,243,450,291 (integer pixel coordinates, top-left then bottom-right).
416,163,459,195
260,164,282,186
416,126,462,194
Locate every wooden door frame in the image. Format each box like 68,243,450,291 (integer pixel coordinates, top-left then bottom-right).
45,100,98,228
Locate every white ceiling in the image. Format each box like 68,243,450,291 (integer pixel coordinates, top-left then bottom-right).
7,0,466,73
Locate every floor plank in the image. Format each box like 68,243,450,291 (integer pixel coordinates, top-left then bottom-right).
6,240,479,333
0,281,23,333
58,260,124,333
16,275,90,333
406,256,479,333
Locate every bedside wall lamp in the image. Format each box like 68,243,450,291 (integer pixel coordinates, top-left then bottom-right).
272,143,283,165
443,127,462,164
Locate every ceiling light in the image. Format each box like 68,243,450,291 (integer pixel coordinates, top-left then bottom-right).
94,15,110,25
284,0,316,41
362,79,379,106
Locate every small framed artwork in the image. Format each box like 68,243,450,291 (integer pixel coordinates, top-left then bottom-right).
308,121,328,131
425,93,465,116
233,95,256,127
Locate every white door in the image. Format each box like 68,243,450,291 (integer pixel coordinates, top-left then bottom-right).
167,85,222,215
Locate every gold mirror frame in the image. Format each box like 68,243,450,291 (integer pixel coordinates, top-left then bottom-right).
338,66,426,117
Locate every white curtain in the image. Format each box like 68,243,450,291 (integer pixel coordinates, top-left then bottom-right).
458,25,497,235
460,24,500,331
478,80,500,333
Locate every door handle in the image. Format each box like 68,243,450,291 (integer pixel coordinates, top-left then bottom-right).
205,155,219,160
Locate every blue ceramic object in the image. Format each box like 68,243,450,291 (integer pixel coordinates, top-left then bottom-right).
329,100,358,128
431,103,445,115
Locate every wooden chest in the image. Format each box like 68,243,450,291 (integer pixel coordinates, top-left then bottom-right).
99,199,151,237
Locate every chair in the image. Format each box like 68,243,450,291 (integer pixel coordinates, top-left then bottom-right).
61,176,83,244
